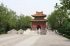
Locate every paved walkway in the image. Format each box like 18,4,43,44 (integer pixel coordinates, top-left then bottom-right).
0,30,70,46
32,30,70,46
0,34,32,46
14,35,40,46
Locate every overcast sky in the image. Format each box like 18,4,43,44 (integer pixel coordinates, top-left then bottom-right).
0,0,60,16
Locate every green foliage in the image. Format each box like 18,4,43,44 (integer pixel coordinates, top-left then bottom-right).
48,9,68,30
0,3,32,34
60,0,70,10
17,14,32,30
57,0,70,36
48,0,70,38
0,28,5,34
48,11,59,30
63,34,70,39
57,21,68,34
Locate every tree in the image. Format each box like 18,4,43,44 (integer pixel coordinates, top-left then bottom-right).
48,11,59,30
18,14,32,30
0,3,9,33
48,9,68,30
60,0,70,10
0,3,32,34
48,0,70,37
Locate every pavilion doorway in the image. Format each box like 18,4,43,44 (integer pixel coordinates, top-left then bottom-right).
37,25,41,30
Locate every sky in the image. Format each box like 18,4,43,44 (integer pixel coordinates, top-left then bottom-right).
0,0,60,16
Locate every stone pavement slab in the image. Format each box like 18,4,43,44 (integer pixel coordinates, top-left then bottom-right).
32,31,70,46
0,30,70,46
0,34,32,46
14,35,40,46
0,34,20,41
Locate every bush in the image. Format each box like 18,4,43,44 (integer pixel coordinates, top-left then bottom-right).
57,22,70,39
63,34,70,39
0,28,5,34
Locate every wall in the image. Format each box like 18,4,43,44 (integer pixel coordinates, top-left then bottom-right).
32,22,46,30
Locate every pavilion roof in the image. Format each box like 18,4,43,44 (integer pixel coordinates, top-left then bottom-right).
32,11,46,16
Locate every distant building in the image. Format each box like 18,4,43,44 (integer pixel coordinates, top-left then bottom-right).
30,11,47,30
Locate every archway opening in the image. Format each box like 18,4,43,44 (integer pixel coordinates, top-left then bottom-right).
37,25,41,30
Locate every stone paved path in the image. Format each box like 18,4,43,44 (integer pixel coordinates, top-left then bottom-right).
32,30,70,46
0,30,70,46
0,34,32,46
14,35,40,46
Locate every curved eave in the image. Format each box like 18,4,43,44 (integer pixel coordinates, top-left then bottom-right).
30,20,47,22
31,15,46,17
